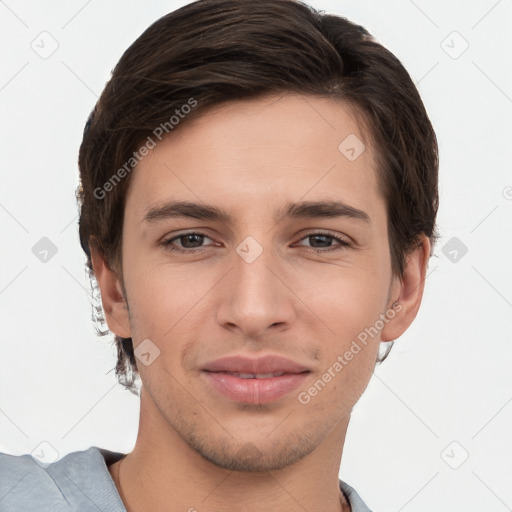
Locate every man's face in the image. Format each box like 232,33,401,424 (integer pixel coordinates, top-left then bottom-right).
118,93,400,471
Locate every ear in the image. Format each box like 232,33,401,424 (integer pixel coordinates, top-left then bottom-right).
381,234,431,342
90,244,132,339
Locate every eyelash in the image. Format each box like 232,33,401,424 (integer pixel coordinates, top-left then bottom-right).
161,231,351,254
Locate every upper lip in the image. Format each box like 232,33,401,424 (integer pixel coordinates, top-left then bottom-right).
202,354,310,374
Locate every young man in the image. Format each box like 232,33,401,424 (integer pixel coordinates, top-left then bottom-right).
0,1,438,510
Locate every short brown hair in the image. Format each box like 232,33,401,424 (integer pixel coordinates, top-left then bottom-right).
77,0,439,394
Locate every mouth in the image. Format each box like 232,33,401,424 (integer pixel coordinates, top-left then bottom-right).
201,355,311,404
222,371,287,379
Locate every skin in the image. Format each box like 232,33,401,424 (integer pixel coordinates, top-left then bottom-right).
92,93,430,512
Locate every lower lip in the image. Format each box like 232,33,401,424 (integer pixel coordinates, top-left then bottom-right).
203,371,309,404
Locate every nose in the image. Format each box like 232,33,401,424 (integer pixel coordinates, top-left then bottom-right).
216,242,297,338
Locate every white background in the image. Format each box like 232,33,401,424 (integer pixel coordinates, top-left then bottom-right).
1,1,511,511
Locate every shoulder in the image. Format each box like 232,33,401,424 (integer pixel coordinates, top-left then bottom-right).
339,479,374,512
0,450,68,512
0,447,126,512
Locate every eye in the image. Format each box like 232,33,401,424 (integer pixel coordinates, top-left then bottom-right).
161,232,214,253
294,232,351,252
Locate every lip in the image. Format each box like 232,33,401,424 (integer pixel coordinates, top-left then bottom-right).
202,354,310,404
202,354,310,374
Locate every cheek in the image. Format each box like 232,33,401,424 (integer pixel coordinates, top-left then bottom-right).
302,287,383,407
297,340,377,415
122,248,215,343
298,262,390,338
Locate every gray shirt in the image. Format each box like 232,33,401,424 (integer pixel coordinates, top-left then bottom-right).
0,447,373,511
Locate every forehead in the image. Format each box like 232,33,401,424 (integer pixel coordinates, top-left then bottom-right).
125,93,382,223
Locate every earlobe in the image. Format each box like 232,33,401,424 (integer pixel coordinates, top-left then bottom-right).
381,235,431,342
90,244,132,339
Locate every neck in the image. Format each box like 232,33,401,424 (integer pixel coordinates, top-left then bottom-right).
109,388,352,512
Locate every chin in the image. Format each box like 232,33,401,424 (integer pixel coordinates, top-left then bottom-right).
183,425,324,473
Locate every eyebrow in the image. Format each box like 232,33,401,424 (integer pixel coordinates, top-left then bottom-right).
142,200,371,225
